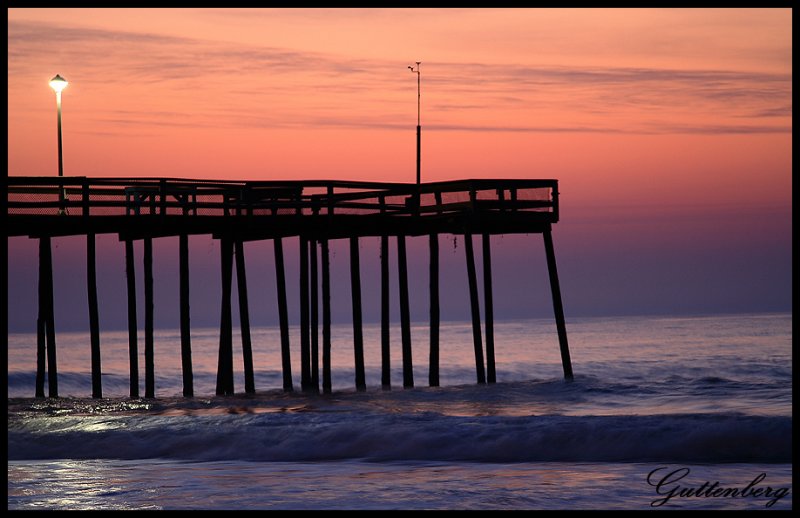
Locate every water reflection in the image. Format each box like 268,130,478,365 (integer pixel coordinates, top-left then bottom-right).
8,460,793,510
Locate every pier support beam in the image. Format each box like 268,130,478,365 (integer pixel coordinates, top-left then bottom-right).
235,240,255,394
87,234,102,398
36,239,46,397
543,227,574,380
321,239,332,394
124,239,139,398
397,235,414,388
482,233,496,384
429,233,440,387
299,237,311,391
179,233,193,397
36,319,45,398
44,239,58,397
464,233,486,384
310,239,320,392
350,237,366,391
144,237,155,398
37,236,58,397
216,237,234,395
274,238,293,392
381,235,391,389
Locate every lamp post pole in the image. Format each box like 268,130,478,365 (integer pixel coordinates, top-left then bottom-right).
49,74,68,214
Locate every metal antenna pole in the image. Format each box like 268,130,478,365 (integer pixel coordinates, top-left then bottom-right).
409,62,421,187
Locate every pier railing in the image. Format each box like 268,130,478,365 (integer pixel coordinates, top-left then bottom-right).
7,177,557,222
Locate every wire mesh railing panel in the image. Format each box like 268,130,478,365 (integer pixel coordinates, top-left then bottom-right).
84,193,127,216
439,190,471,208
515,186,554,212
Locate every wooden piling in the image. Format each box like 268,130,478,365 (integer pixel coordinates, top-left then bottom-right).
543,227,574,380
36,236,56,397
41,237,58,397
350,236,366,391
234,240,255,394
429,233,440,387
144,237,155,398
274,237,293,392
36,238,47,398
321,239,332,394
482,233,496,384
464,233,486,384
381,235,391,389
310,238,320,392
397,234,414,388
216,237,234,395
124,238,139,398
299,237,311,391
87,233,102,398
179,233,193,397
35,318,46,398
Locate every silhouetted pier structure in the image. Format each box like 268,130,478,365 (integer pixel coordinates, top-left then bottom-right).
7,176,573,398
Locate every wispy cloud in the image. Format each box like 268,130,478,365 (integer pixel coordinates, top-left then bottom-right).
8,19,791,136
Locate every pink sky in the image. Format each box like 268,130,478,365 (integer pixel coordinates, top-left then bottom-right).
7,8,792,331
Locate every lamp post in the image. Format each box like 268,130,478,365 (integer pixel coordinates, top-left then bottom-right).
408,62,421,187
49,74,68,214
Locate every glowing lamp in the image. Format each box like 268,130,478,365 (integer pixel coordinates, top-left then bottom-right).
49,74,68,93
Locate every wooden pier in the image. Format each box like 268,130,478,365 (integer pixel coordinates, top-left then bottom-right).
7,176,574,398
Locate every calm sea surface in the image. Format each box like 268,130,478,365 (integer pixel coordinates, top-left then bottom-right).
8,313,792,510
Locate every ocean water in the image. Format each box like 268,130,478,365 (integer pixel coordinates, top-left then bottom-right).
7,313,792,510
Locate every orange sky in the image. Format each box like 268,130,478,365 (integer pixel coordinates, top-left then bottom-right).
8,9,791,187
6,8,793,329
